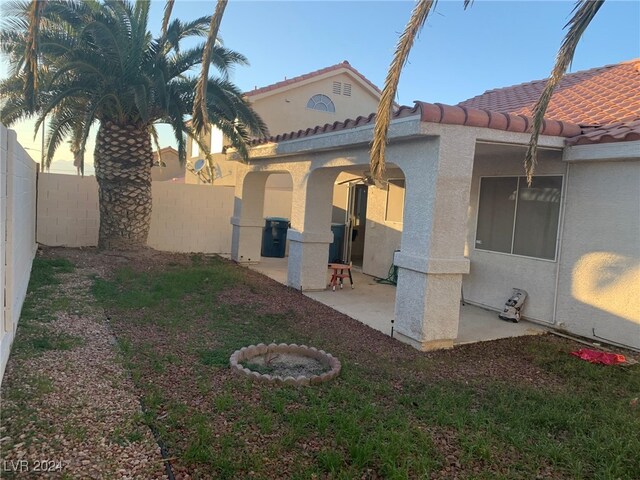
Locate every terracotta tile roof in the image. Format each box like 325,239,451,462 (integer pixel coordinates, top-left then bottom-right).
245,61,382,97
248,101,581,146
242,60,640,150
458,59,640,126
566,119,640,145
417,102,581,136
248,104,417,145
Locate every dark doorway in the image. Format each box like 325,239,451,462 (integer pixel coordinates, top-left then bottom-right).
347,184,368,267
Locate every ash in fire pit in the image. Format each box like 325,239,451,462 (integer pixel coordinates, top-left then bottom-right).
230,343,341,386
242,352,330,378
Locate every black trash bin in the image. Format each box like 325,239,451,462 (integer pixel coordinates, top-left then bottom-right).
261,217,289,258
328,223,346,263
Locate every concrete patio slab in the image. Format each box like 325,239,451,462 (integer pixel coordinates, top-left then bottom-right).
248,257,546,344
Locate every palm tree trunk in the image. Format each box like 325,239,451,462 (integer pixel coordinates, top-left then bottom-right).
94,122,153,249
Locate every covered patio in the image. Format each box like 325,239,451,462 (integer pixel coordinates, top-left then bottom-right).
249,257,545,344
229,102,571,350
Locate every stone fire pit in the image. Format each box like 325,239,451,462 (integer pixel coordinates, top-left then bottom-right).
230,343,341,386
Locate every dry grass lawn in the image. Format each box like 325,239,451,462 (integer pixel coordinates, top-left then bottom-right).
1,247,638,479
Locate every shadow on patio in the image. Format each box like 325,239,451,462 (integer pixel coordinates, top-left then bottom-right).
248,257,546,345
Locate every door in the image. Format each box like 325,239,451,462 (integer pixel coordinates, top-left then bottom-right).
345,184,368,266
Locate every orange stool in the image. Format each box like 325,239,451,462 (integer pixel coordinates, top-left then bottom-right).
329,263,354,291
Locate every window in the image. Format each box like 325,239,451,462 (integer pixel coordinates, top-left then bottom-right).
333,81,341,95
343,83,352,96
306,94,335,113
475,176,562,260
191,137,199,157
385,179,405,223
210,127,223,154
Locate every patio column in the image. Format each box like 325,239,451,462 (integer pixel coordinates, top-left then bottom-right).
230,170,269,264
393,134,476,350
286,169,336,291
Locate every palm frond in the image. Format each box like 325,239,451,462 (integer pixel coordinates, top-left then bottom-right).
163,16,211,53
524,0,604,185
77,93,110,153
171,15,211,39
0,90,36,125
44,106,76,167
192,0,227,135
149,124,163,168
161,0,174,37
184,127,211,159
370,0,436,181
132,82,150,123
33,84,88,132
163,84,190,164
212,118,252,161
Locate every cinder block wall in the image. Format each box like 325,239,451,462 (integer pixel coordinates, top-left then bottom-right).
147,182,234,253
37,173,237,253
37,174,100,247
1,125,38,383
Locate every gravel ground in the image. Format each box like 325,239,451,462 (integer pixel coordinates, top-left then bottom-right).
0,251,168,479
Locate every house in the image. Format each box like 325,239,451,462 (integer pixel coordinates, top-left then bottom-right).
227,59,640,351
184,61,383,219
151,146,184,182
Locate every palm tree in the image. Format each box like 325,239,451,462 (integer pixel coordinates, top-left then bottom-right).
192,0,228,136
1,0,267,249
370,0,605,184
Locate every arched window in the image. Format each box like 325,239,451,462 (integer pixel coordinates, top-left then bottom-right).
306,94,335,113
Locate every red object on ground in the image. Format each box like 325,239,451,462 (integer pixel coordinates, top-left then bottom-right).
571,349,626,365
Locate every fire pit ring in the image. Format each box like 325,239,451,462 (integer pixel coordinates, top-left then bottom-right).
230,343,341,386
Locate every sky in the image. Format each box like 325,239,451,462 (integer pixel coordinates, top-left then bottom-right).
1,0,639,175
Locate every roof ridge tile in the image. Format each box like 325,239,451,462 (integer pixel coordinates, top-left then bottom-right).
245,61,381,97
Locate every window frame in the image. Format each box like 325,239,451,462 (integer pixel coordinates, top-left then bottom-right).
473,174,564,262
306,94,336,113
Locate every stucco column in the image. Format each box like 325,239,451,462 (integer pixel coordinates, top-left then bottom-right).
393,133,476,350
286,169,337,290
230,170,269,264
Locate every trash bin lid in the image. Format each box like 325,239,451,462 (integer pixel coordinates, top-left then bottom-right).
265,217,289,222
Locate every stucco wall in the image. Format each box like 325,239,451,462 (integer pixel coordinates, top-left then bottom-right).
151,147,184,182
1,125,38,383
362,169,404,279
463,146,565,323
37,173,235,254
263,174,293,219
185,68,380,190
555,160,640,349
248,72,380,137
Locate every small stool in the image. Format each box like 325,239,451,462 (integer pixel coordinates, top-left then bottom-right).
329,263,354,291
